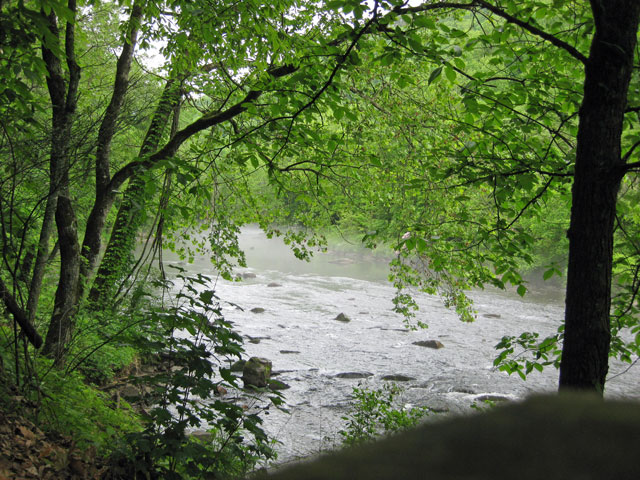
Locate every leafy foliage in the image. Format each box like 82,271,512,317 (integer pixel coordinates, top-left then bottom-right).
339,384,430,447
112,271,276,479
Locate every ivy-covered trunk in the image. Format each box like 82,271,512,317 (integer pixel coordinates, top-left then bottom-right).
88,79,182,306
559,1,640,392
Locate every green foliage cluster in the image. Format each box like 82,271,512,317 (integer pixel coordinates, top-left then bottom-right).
113,271,278,479
339,384,431,447
1,270,277,478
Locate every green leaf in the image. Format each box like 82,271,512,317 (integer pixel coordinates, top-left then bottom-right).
428,66,443,85
444,66,456,82
517,284,527,297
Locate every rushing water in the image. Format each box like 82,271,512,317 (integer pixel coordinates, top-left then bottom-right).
165,226,640,465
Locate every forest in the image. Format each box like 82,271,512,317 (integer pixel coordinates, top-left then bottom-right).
1,0,640,478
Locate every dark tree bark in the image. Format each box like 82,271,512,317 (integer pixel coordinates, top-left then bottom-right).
26,6,74,325
559,0,640,392
0,277,42,348
42,196,80,362
39,0,82,361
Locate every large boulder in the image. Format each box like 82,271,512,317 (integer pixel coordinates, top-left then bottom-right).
242,357,272,388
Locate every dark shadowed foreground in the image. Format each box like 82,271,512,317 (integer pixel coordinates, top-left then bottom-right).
254,394,640,480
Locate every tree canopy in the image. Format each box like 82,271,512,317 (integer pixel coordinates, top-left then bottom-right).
2,0,640,473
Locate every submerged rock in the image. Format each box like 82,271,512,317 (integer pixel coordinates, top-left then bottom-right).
280,350,300,354
229,360,246,372
243,357,272,388
241,272,257,279
335,372,373,379
413,340,445,349
246,335,270,344
250,307,266,313
268,379,291,391
334,313,351,322
483,313,502,319
267,282,282,287
381,374,416,382
329,258,355,266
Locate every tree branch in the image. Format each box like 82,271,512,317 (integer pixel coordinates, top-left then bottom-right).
0,277,43,348
107,65,298,192
473,0,588,64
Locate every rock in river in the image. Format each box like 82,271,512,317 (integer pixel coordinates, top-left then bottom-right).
381,374,416,382
335,372,373,379
267,282,282,287
243,357,272,388
229,360,245,372
334,313,351,322
250,307,266,313
413,340,445,349
268,379,291,391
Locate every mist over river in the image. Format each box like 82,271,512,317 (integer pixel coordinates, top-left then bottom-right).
164,226,640,465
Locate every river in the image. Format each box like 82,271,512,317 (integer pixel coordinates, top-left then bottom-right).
164,226,640,465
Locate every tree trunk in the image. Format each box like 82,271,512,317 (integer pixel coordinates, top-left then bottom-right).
559,1,640,392
88,80,181,306
42,196,80,363
39,0,81,360
78,0,144,297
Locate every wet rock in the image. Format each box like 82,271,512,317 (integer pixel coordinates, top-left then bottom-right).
381,374,416,382
229,360,246,372
268,379,291,391
280,350,300,354
250,307,266,313
335,313,351,322
358,311,369,315
246,335,270,344
335,372,373,379
483,313,501,319
413,340,445,349
243,357,272,388
241,272,257,279
267,282,282,287
452,386,477,394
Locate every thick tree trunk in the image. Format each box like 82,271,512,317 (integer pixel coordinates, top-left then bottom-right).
559,1,640,392
42,196,80,363
39,1,81,360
